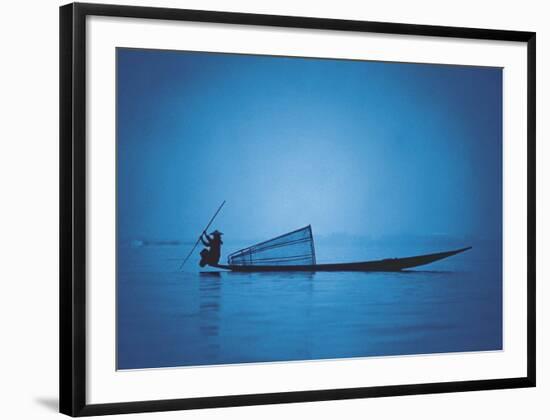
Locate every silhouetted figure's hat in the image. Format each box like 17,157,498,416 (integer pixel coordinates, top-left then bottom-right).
210,230,223,236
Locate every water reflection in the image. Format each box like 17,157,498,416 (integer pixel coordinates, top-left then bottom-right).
117,242,502,369
199,271,222,278
199,275,221,360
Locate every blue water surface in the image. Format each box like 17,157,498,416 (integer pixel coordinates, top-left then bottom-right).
117,239,502,369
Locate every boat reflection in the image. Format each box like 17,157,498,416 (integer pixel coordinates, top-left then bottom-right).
198,275,221,360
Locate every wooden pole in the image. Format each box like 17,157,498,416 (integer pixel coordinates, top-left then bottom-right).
179,200,226,270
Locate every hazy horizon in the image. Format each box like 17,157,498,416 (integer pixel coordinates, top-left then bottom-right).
119,229,500,245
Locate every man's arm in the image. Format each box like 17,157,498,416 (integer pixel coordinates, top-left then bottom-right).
199,232,210,246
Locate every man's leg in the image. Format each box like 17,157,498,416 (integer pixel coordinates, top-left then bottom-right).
199,248,209,267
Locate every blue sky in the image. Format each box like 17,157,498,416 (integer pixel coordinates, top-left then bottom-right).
117,48,502,242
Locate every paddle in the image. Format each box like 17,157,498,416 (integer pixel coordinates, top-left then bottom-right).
179,200,226,270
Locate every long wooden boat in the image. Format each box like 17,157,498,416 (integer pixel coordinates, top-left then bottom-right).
212,246,472,272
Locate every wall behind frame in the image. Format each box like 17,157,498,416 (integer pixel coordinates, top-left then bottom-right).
0,0,545,419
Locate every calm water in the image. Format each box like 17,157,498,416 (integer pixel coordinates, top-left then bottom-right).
117,239,502,369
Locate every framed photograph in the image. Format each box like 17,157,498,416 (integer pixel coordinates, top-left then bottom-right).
60,2,536,416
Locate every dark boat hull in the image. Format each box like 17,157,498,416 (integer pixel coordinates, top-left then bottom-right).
212,246,472,272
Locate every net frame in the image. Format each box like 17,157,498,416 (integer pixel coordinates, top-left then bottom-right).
228,225,316,266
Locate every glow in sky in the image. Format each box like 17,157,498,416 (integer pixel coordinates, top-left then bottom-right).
117,48,502,242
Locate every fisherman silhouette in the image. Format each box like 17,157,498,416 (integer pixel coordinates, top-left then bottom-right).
199,230,223,267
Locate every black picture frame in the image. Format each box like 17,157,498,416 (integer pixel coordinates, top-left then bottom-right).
60,2,536,417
